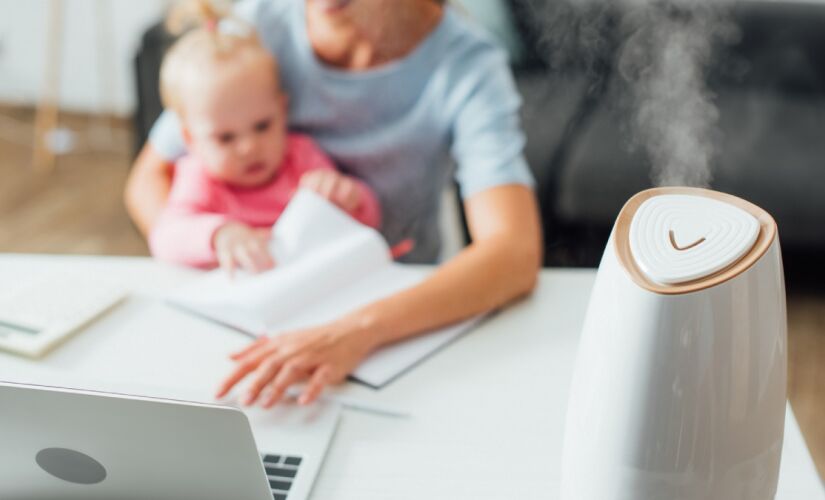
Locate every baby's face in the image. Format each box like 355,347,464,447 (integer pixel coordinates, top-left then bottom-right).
181,56,287,188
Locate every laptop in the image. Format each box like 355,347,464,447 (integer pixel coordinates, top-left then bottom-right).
0,381,340,500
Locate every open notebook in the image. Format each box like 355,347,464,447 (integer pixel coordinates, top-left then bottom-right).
168,189,482,388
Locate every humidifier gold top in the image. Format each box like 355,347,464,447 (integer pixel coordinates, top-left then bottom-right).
615,187,777,295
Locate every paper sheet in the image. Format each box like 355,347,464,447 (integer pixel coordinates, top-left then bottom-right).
168,189,481,388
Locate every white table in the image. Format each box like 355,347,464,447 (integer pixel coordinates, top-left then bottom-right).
0,255,822,499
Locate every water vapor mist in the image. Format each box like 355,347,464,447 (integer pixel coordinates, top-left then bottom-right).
618,1,737,187
534,0,738,187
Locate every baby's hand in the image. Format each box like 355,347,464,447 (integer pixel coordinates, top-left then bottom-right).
213,222,274,276
300,170,361,213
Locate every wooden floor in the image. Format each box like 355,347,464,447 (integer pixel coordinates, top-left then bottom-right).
1,106,824,479
788,292,825,479
0,107,147,255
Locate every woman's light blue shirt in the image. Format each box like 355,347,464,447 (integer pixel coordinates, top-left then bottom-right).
149,0,534,263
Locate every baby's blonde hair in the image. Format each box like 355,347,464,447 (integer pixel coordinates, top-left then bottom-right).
160,0,277,116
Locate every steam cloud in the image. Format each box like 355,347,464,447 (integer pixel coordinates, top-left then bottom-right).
534,0,738,187
618,0,737,187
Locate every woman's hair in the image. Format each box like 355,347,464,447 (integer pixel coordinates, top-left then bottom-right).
160,0,274,115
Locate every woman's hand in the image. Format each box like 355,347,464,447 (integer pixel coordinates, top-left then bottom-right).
215,319,376,407
300,170,362,213
213,222,275,275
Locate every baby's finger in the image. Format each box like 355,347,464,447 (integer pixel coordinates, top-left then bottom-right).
245,241,274,271
253,241,276,269
317,172,337,199
299,171,322,190
234,246,258,273
217,248,236,279
334,178,358,211
253,227,272,240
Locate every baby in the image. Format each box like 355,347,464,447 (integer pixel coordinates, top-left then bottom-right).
149,0,380,272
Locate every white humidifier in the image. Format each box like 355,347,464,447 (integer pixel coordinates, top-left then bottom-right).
560,187,787,500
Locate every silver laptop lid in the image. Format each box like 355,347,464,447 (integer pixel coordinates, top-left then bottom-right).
0,381,272,500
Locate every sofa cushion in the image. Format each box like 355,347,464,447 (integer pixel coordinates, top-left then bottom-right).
544,0,825,249
506,0,620,71
556,86,825,247
712,1,825,97
516,70,593,192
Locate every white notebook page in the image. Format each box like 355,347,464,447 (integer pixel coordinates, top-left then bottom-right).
168,189,481,388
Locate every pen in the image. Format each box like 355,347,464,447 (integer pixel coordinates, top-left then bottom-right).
285,387,411,419
324,394,411,419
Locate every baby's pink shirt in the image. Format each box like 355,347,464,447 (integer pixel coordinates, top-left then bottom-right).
149,133,381,268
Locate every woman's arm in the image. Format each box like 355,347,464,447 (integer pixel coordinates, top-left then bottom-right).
124,143,175,237
355,184,541,345
216,184,542,406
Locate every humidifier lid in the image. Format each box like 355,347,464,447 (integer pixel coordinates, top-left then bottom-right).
629,194,761,285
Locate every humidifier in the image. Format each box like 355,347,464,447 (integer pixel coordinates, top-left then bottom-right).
560,187,787,500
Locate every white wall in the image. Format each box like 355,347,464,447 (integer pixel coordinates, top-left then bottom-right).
0,0,172,116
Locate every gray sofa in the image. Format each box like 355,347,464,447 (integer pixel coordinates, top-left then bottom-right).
509,0,825,267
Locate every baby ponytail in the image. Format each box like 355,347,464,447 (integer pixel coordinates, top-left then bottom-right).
160,0,268,114
166,0,230,36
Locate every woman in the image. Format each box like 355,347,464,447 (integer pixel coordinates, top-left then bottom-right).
125,0,542,407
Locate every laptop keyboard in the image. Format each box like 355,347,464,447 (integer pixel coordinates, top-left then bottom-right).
261,454,303,500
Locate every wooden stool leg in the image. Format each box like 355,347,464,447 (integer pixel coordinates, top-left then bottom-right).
33,0,65,173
